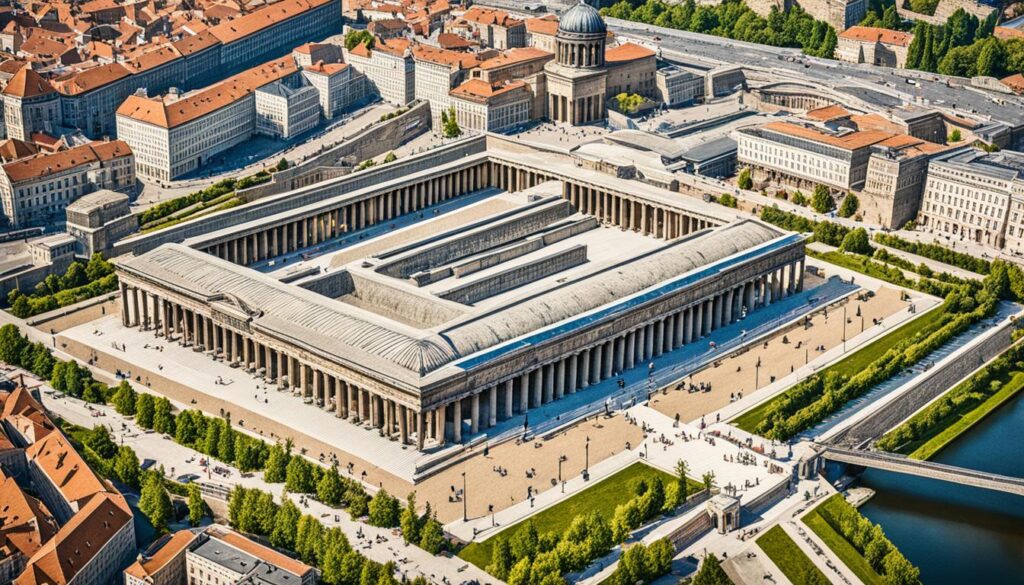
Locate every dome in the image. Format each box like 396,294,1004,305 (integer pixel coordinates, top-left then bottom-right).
559,1,606,35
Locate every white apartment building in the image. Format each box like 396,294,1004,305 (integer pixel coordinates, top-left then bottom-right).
655,65,705,107
736,122,893,191
116,59,299,181
918,148,1024,249
344,39,415,106
301,62,367,120
255,79,321,139
450,79,531,132
0,140,134,228
412,45,478,126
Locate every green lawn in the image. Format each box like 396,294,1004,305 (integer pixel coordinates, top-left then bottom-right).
907,371,1024,460
803,501,883,585
457,462,691,569
756,525,830,585
731,302,948,433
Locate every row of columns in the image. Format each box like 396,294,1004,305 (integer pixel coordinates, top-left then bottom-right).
120,282,444,449
566,181,715,238
119,256,803,449
201,161,491,266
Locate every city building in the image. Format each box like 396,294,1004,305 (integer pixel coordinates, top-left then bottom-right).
344,38,415,106
0,140,135,228
210,0,340,72
450,79,532,132
0,472,56,585
655,65,706,107
255,78,321,140
454,7,526,50
525,16,559,53
860,136,946,228
65,190,137,258
918,148,1024,249
836,26,914,68
116,58,299,181
412,44,479,126
796,0,867,32
112,135,806,452
302,62,369,120
124,526,316,585
2,68,60,142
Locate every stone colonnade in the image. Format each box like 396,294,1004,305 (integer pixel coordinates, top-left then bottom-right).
198,161,493,266
119,253,804,448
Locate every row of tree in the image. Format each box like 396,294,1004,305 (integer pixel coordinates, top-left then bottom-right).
6,254,117,318
601,0,838,58
488,470,708,584
227,485,431,585
755,269,1003,439
816,496,921,585
877,340,1024,453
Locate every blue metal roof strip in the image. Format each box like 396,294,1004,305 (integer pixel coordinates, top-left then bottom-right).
449,232,803,370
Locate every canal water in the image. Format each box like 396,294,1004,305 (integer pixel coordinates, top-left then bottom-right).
856,393,1024,584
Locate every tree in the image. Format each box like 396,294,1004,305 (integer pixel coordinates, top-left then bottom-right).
113,445,141,488
217,424,236,463
840,228,873,255
85,425,117,459
62,262,88,290
811,185,835,214
702,471,716,492
271,497,302,549
838,193,859,218
737,167,753,190
367,489,400,527
344,30,375,51
112,380,137,416
506,558,532,585
882,550,922,585
674,459,690,504
418,516,445,554
0,324,27,366
286,455,317,493
85,253,114,281
717,193,738,208
948,129,962,142
152,396,175,435
139,470,172,532
136,393,155,428
264,441,292,482
188,483,205,526
276,158,289,171
383,152,397,163
692,553,732,585
442,106,461,139
317,463,345,506
295,514,325,564
488,537,514,580
399,492,421,544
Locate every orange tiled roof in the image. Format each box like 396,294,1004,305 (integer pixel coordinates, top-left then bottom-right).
450,78,525,101
0,473,57,561
0,138,39,162
805,104,851,122
839,26,913,48
437,32,472,50
761,121,893,150
209,0,333,45
1002,73,1024,94
52,63,132,96
1,387,54,442
374,37,410,57
477,47,552,70
411,43,478,69
125,44,182,73
123,530,197,581
2,140,131,183
305,60,348,75
171,30,220,56
2,67,55,98
525,15,558,36
460,6,521,28
15,492,132,585
605,42,655,63
23,432,108,506
117,57,297,128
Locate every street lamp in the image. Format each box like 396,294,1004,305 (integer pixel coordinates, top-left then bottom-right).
461,471,467,522
842,305,848,353
558,454,567,482
584,436,591,480
755,357,761,388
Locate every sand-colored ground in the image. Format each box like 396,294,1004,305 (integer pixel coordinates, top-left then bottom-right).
57,334,642,523
34,299,120,333
649,287,907,423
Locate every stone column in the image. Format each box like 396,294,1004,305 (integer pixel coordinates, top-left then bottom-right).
336,379,347,417
519,373,529,413
436,405,446,446
399,405,409,444
452,399,462,442
471,393,480,434
684,308,694,344
504,380,514,419
120,283,130,327
416,411,425,450
567,356,578,394
555,360,566,400
131,288,140,328
543,365,554,403
580,350,591,389
725,289,734,324
488,386,498,427
626,332,636,370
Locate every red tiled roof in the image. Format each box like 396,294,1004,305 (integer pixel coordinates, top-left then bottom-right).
839,26,913,48
605,42,655,63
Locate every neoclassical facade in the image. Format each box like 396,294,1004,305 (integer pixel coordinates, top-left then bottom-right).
544,2,609,125
113,138,805,453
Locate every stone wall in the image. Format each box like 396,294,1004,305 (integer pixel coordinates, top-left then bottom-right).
439,244,588,305
830,317,1020,447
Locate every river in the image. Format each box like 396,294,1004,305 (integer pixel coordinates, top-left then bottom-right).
856,393,1024,584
